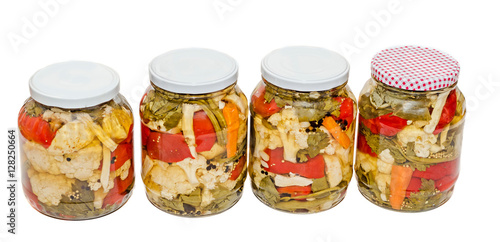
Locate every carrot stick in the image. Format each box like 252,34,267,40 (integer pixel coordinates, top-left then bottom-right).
389,165,413,210
223,102,239,158
323,116,350,149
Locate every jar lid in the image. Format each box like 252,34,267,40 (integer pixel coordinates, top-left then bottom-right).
149,48,238,94
261,46,349,91
371,46,460,91
29,61,120,109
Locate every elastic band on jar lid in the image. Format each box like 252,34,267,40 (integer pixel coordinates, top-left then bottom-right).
149,48,239,94
261,46,350,92
371,45,460,91
29,61,120,109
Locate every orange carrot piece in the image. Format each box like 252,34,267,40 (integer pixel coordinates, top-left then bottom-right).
323,116,350,149
223,103,239,158
389,165,413,210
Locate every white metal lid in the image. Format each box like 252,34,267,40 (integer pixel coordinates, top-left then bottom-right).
261,46,349,91
29,61,120,109
149,48,238,94
371,46,460,91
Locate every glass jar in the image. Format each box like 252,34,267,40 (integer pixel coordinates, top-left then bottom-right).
19,61,134,220
355,46,465,212
249,46,357,213
140,48,248,216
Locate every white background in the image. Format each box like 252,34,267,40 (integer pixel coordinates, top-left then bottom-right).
1,1,499,241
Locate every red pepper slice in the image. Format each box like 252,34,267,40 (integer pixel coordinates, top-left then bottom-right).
405,177,422,197
102,167,134,208
193,110,216,152
229,155,246,180
141,122,151,146
18,110,57,148
412,159,459,180
433,90,457,135
333,97,354,129
277,185,312,198
251,85,282,118
263,148,325,179
435,175,458,192
360,113,407,137
357,133,377,157
146,132,194,163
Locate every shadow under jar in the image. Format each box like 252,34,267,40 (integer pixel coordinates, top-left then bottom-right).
250,46,357,213
19,61,135,220
355,46,466,212
140,48,248,216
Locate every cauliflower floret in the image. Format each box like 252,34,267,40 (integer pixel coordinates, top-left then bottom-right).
142,155,155,179
323,155,343,187
181,103,200,158
150,164,196,200
275,173,313,187
357,152,378,173
253,116,283,158
88,170,115,192
23,141,61,175
377,149,395,174
200,143,226,160
47,120,95,155
115,159,131,180
375,173,391,201
102,105,133,142
176,155,207,186
93,188,108,209
29,171,74,206
197,162,231,190
424,90,450,134
59,139,102,180
201,188,215,207
268,108,307,162
397,125,441,158
42,109,73,128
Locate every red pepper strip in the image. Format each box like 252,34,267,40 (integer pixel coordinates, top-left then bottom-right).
333,97,354,129
263,148,325,179
229,155,246,180
146,132,194,163
193,110,216,152
99,143,133,171
412,159,459,180
141,122,151,146
405,177,422,197
435,174,458,192
433,90,457,135
360,113,407,137
357,133,377,157
251,85,282,118
277,185,312,199
102,167,134,208
18,110,57,148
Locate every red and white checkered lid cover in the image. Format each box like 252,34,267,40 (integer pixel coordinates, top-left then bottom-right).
371,46,460,91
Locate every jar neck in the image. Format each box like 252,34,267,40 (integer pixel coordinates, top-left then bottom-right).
371,77,457,96
150,81,236,100
262,77,348,97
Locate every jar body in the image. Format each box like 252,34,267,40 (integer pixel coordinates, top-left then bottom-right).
355,78,465,212
19,95,134,220
140,84,248,216
249,80,357,213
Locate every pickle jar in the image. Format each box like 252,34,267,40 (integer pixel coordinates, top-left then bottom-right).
140,48,248,216
249,46,357,213
355,46,465,212
19,61,135,220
